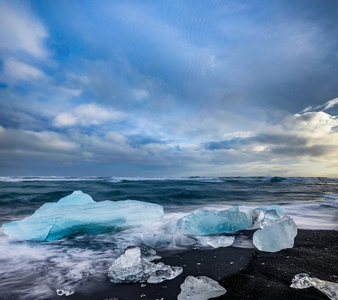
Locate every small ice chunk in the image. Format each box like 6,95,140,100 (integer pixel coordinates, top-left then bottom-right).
250,209,265,225
260,210,283,228
140,232,172,249
176,206,252,236
108,247,182,284
177,276,227,300
253,216,297,252
141,232,196,249
1,191,164,241
291,273,338,300
172,232,196,247
56,289,75,297
206,236,235,248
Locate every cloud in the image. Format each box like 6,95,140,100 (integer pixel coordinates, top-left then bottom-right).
302,97,338,113
204,104,338,161
53,103,125,127
3,59,46,82
0,1,48,58
0,125,78,155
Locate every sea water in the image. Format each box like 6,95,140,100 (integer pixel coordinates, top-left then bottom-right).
0,176,337,299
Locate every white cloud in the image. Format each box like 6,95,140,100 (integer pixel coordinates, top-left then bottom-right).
53,103,125,127
301,98,338,113
0,2,48,58
4,59,46,81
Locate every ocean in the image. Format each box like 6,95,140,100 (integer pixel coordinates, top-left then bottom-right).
0,176,337,300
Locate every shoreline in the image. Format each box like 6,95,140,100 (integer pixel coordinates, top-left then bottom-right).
64,229,338,300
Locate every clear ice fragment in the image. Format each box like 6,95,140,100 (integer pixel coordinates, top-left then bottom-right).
108,247,182,284
176,206,252,236
177,276,227,300
250,209,265,225
253,216,297,252
140,232,172,249
1,191,164,241
260,210,283,228
291,273,338,300
206,236,235,248
172,232,196,247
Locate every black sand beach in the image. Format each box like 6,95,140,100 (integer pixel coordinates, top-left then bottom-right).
65,229,338,300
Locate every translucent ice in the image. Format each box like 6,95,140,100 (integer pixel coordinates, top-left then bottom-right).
253,216,297,252
140,232,172,249
177,276,227,300
250,209,265,225
141,232,196,249
206,236,235,248
291,273,338,300
260,209,283,228
176,206,252,236
172,232,196,247
108,246,183,284
267,205,285,215
1,191,164,241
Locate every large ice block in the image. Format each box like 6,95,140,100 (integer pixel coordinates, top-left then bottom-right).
176,206,252,236
253,216,297,252
177,276,227,300
1,191,164,241
108,246,183,284
291,273,338,300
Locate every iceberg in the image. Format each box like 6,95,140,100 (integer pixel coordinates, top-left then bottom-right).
177,276,227,300
176,206,252,236
291,273,338,300
253,215,297,252
108,246,183,284
270,176,285,182
1,191,164,241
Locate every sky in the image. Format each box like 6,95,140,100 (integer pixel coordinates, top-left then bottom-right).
0,0,338,177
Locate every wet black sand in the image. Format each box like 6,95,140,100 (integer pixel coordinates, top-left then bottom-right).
66,229,338,300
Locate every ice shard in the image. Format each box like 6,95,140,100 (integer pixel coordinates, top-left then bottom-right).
177,276,227,300
291,273,338,300
176,206,252,236
253,216,297,252
108,246,183,284
1,191,164,241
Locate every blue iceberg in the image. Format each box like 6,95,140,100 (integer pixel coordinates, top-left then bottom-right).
1,191,164,241
270,176,285,182
176,206,252,236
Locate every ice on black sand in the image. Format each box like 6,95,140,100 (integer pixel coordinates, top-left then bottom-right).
291,273,338,300
177,275,226,300
108,246,183,284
